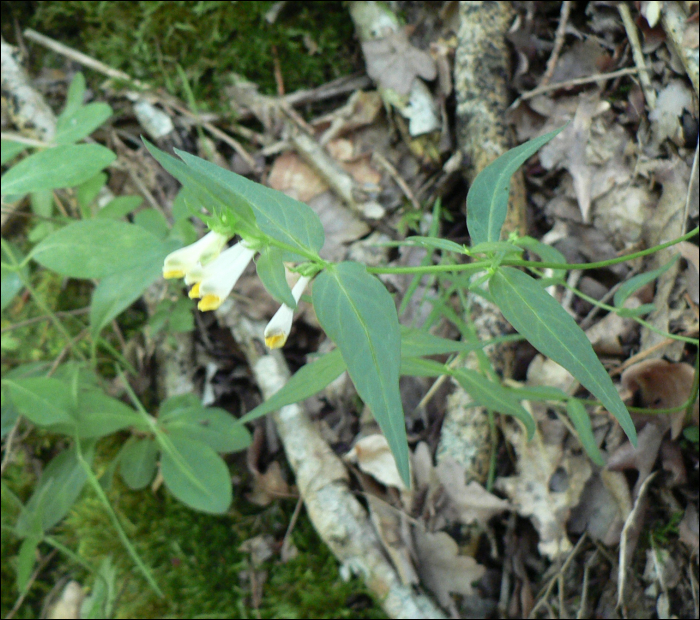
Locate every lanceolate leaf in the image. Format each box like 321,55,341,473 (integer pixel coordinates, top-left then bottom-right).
566,400,605,466
313,262,409,486
32,219,167,279
256,245,296,309
175,149,325,260
142,139,260,239
237,348,347,425
614,255,680,308
490,267,637,445
1,144,116,195
467,125,566,246
453,368,535,439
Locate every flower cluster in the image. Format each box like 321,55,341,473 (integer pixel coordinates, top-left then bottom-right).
163,232,308,348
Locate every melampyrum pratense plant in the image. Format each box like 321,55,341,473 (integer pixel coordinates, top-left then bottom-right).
2,73,698,599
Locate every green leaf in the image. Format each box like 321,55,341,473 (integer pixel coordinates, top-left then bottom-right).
90,257,164,338
3,377,74,426
67,389,145,438
490,267,637,445
256,245,296,308
175,148,325,259
32,219,169,279
566,400,605,466
237,348,347,425
159,435,232,514
614,255,680,308
15,444,94,536
400,326,521,357
134,209,169,240
168,297,194,333
54,102,112,145
467,125,566,245
96,196,143,219
0,144,116,195
403,236,466,254
453,368,535,438
515,236,567,281
1,139,27,165
17,535,41,593
1,242,27,312
160,405,251,454
468,241,524,256
61,72,87,119
142,138,260,239
119,437,158,490
313,262,409,486
400,357,447,377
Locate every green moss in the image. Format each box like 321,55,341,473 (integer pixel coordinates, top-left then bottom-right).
49,468,386,619
29,1,359,108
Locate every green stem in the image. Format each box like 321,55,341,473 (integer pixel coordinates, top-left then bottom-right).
563,282,699,345
367,227,698,276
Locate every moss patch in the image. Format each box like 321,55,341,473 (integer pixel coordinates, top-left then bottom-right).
28,1,359,108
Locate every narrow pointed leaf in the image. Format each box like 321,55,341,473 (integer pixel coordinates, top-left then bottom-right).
566,400,605,466
256,245,296,308
467,125,566,245
175,148,325,259
613,255,679,308
453,368,535,439
237,348,346,425
142,138,260,238
1,144,115,195
490,267,637,445
313,262,409,486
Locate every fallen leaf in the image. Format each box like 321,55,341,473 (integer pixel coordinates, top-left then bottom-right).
413,524,485,612
362,28,437,96
344,434,406,489
268,151,328,202
496,419,593,559
436,458,511,527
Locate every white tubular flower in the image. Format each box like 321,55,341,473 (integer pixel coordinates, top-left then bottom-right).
188,240,256,311
162,231,228,280
264,275,311,349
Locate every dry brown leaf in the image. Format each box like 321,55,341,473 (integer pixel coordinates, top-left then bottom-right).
569,470,631,545
621,359,697,438
435,458,511,527
677,241,699,303
496,421,592,559
267,151,329,202
649,80,694,147
412,524,485,612
309,191,370,262
246,461,292,506
361,28,437,96
344,434,406,489
679,503,699,556
607,423,664,498
618,472,657,607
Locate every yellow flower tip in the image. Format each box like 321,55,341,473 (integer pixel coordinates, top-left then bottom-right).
188,283,201,299
163,269,186,279
198,294,222,312
264,331,288,350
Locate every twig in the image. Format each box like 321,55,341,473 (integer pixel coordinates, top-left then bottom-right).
371,152,421,210
23,28,149,90
515,66,652,104
216,303,446,619
539,1,572,87
618,3,657,108
529,534,588,619
682,136,699,235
